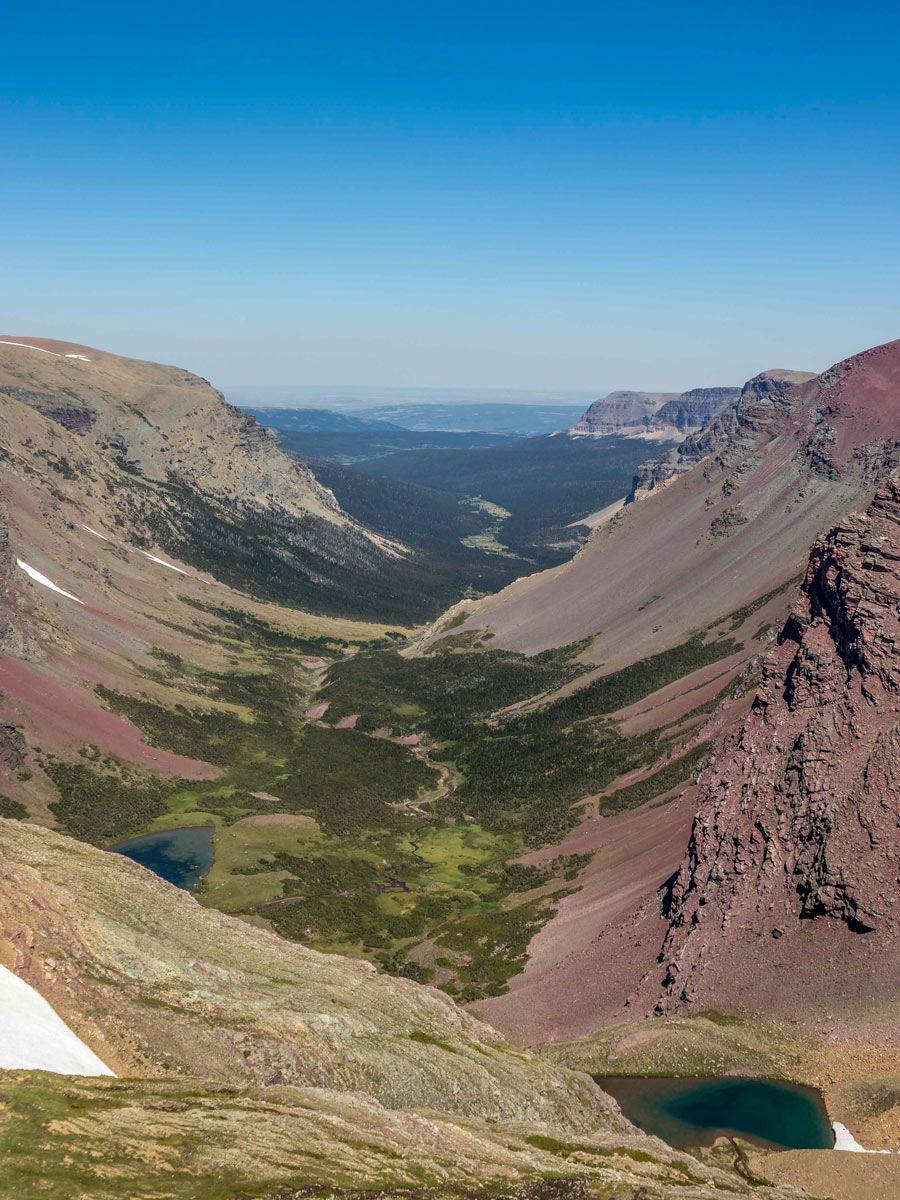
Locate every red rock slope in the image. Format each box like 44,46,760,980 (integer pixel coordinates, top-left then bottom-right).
435,343,900,671
658,469,900,1022
466,338,900,1043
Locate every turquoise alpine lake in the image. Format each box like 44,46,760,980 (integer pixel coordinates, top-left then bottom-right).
109,826,215,892
594,1075,834,1151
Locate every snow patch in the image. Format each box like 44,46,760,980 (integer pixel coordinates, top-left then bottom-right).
140,551,188,575
17,559,84,605
81,524,110,542
0,341,89,361
0,340,60,356
0,964,115,1076
832,1121,894,1153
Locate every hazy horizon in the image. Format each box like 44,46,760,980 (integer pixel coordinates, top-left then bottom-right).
224,384,600,411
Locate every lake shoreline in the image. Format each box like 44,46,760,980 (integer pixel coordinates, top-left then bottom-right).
595,1073,834,1152
108,825,216,892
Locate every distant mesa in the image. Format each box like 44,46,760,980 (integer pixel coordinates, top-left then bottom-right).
570,386,740,441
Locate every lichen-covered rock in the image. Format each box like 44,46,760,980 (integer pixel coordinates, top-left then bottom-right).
0,1072,795,1200
0,819,617,1134
0,821,791,1198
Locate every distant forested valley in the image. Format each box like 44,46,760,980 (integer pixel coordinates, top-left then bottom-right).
250,408,671,602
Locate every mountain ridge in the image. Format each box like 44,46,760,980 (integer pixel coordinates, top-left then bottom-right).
6,333,900,1196
455,337,900,1058
657,467,900,1020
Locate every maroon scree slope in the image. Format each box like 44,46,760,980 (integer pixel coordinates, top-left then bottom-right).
467,337,900,1043
428,349,900,669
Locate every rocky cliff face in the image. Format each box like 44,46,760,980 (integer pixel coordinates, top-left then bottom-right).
0,338,419,629
628,371,814,501
0,338,347,526
432,337,900,1047
570,385,739,441
648,386,741,434
658,468,900,1016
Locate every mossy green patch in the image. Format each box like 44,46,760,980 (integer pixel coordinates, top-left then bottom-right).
408,1029,459,1053
0,794,28,819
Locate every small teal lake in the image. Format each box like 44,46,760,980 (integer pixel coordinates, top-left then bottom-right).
595,1075,834,1151
110,826,215,892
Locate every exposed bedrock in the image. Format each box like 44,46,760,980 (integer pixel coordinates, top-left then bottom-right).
660,472,900,1012
628,370,814,502
650,385,741,433
570,385,740,440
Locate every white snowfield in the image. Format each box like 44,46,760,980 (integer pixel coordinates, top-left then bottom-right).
81,524,110,541
16,559,84,605
0,964,115,1076
832,1121,895,1153
0,340,90,361
140,550,188,575
0,339,60,356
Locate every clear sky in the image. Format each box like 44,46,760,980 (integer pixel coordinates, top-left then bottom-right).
4,1,900,392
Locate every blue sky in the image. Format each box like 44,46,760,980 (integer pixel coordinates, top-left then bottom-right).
4,1,900,391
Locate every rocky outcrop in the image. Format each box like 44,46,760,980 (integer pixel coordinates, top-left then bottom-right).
0,1074,785,1200
570,385,740,441
0,818,615,1133
628,370,815,502
659,470,900,1010
0,823,782,1199
649,386,741,434
0,724,23,770
428,337,900,1041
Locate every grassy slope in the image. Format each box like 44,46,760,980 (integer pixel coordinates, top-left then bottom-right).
0,1072,764,1200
